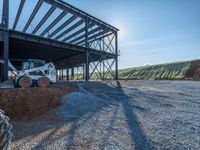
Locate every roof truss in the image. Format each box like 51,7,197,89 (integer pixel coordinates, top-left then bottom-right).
0,0,118,53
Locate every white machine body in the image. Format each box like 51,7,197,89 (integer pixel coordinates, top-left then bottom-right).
0,59,57,86
16,59,57,83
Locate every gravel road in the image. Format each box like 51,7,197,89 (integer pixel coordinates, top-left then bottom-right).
10,80,200,150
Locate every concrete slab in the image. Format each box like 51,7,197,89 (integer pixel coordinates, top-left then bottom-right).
0,80,14,88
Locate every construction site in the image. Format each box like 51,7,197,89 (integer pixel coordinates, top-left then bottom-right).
0,0,199,150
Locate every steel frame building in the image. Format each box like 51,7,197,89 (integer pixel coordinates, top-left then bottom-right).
0,0,119,81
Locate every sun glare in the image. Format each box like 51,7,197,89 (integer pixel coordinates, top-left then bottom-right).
112,19,127,42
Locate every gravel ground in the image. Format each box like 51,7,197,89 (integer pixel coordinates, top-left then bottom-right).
10,80,200,150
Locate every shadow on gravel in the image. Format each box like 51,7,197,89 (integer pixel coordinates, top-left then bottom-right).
11,81,154,150
115,81,154,149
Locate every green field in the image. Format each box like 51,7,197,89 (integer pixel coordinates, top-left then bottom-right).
77,60,199,80
118,60,192,79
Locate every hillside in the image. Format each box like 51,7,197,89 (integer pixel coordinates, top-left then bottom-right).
118,60,200,80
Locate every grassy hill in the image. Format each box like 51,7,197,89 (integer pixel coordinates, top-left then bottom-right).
118,60,200,80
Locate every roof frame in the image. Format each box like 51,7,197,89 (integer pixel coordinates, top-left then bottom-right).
12,0,26,30
68,26,103,44
76,30,110,45
23,0,43,32
55,19,85,40
62,22,95,42
40,10,67,37
43,0,119,32
47,15,77,38
32,5,56,34
87,32,114,46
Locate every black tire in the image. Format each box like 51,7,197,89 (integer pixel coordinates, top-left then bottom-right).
0,109,12,150
17,76,33,88
37,77,50,87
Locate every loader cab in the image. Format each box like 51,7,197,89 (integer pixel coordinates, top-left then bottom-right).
21,59,46,70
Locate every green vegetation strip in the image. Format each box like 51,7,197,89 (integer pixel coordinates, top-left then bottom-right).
118,60,192,79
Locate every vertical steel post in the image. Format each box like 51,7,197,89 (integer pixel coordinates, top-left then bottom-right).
85,17,89,81
102,37,105,80
58,70,60,80
56,70,58,81
115,31,118,80
100,61,102,79
71,67,74,80
61,69,63,80
2,0,9,82
67,68,69,81
99,38,102,79
82,65,84,80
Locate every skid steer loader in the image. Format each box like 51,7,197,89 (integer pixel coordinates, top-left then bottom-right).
0,59,56,88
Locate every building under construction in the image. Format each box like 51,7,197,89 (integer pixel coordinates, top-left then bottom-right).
0,0,119,82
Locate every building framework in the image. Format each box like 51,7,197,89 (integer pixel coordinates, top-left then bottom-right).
0,0,119,81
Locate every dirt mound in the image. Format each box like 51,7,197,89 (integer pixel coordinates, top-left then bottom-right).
0,83,77,120
184,60,200,80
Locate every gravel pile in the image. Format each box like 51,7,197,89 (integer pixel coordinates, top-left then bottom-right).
9,80,200,150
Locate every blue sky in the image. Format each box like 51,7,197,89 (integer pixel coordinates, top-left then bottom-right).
66,0,200,68
1,0,199,69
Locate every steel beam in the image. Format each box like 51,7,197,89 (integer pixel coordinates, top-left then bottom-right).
55,19,84,40
9,30,116,58
43,0,119,32
76,29,109,45
23,0,43,32
62,27,85,42
48,15,77,39
69,26,103,44
89,55,103,79
32,6,56,34
61,22,95,42
12,0,25,30
87,32,113,47
40,11,67,37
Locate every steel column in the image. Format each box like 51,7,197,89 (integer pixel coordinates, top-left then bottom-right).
115,32,118,80
61,69,63,80
2,0,9,82
67,68,69,81
102,37,105,80
82,65,84,80
56,70,58,80
71,68,74,80
85,18,89,81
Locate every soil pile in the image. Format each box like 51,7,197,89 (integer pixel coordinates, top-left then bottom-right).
0,83,77,119
184,60,200,80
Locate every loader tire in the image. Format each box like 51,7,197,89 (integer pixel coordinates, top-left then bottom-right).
18,76,33,88
0,109,12,150
37,77,50,87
